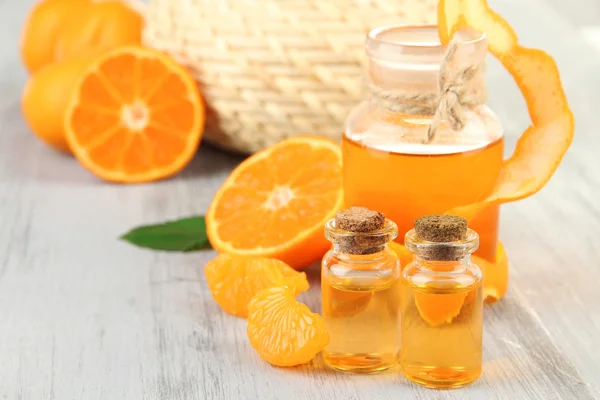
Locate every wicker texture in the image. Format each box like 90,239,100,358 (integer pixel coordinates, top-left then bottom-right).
143,0,436,153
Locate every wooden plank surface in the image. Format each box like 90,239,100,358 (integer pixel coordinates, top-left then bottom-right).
1,0,599,399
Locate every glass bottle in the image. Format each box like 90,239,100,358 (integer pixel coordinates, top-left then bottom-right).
400,215,483,388
321,209,401,373
343,25,504,262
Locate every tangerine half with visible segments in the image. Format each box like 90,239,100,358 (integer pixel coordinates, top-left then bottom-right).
206,136,343,269
65,46,205,183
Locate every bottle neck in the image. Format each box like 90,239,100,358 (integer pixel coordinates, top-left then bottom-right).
324,217,398,259
404,228,479,263
413,255,471,273
331,243,389,261
365,26,487,115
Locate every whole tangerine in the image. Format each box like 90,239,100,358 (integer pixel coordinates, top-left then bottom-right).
20,0,89,73
21,53,96,152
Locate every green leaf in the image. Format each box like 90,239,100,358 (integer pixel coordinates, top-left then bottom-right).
120,216,211,252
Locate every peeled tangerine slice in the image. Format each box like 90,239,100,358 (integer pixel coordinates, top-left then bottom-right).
205,254,309,318
438,0,574,221
247,286,329,367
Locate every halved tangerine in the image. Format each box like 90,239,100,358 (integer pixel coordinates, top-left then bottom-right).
65,46,205,183
206,136,343,269
247,286,329,367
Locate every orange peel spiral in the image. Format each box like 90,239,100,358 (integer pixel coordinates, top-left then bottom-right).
439,0,575,220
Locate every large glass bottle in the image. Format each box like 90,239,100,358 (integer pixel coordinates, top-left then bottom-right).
343,25,503,262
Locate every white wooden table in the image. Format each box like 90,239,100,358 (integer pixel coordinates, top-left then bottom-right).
1,0,599,398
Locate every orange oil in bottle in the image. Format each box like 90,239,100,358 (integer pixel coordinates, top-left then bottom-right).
322,265,401,373
400,277,483,388
343,135,503,261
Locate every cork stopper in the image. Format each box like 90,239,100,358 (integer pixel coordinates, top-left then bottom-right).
335,207,385,232
331,207,391,255
414,215,467,242
413,215,469,260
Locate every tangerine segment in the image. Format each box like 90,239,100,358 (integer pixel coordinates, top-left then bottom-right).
247,286,329,367
414,290,469,327
279,262,311,294
206,136,343,269
68,106,120,146
205,254,308,318
438,0,574,221
65,46,205,183
473,241,509,303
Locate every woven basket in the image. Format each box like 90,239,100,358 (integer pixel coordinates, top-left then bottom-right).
142,0,437,153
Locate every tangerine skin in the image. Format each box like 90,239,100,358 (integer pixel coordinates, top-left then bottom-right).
22,54,97,152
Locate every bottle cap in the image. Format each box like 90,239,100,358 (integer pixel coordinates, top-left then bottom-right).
329,207,392,255
335,207,385,232
414,215,467,242
409,214,473,261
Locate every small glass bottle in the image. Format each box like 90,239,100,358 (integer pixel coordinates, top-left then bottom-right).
321,207,401,373
343,25,504,263
401,215,483,388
